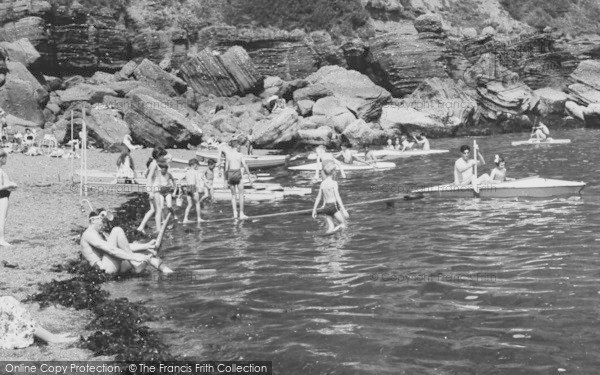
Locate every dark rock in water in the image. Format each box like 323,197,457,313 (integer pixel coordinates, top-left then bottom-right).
133,58,187,97
368,32,448,97
196,25,344,80
582,103,600,128
180,46,262,98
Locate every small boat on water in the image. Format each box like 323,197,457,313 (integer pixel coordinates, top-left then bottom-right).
289,161,395,171
196,151,289,169
307,149,448,161
411,177,586,198
511,138,571,146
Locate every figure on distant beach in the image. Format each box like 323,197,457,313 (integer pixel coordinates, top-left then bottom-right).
0,296,77,349
312,161,349,234
81,209,173,275
0,149,17,246
115,148,135,183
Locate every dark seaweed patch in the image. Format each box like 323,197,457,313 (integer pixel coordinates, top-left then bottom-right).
28,195,176,361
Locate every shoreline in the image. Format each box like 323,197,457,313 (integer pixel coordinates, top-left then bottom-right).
0,148,194,360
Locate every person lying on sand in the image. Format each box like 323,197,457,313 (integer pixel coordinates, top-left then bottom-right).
80,209,173,275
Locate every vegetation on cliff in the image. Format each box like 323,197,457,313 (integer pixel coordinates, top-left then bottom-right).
501,0,600,34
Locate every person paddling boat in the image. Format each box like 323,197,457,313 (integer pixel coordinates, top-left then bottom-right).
531,119,550,142
454,144,489,185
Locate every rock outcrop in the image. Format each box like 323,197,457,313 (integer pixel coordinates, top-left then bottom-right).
133,59,187,97
196,26,345,81
0,38,40,66
368,32,448,97
180,46,262,97
532,87,567,116
568,60,600,105
55,83,117,104
380,105,447,136
251,108,299,148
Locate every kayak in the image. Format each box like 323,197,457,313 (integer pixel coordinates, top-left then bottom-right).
307,149,448,161
289,161,395,171
411,177,586,198
196,151,289,168
511,139,571,146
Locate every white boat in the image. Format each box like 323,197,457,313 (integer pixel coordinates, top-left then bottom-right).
289,161,395,171
196,151,289,168
411,177,586,198
511,138,571,146
307,149,448,161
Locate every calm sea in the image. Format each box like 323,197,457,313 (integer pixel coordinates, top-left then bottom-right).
108,128,600,374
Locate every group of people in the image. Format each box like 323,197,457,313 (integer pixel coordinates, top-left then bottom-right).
453,144,514,186
385,133,430,151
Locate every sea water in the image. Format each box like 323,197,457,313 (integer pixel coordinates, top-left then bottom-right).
107,128,600,374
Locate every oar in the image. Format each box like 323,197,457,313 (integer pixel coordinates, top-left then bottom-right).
472,140,480,198
155,212,172,254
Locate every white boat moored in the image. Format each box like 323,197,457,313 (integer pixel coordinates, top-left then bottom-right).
511,139,571,146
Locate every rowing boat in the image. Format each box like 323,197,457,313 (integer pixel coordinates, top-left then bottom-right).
289,161,395,171
511,139,571,146
411,177,586,198
196,151,289,168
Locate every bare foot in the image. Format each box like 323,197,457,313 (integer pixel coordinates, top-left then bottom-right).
182,219,194,224
239,213,249,220
136,228,146,234
0,240,12,247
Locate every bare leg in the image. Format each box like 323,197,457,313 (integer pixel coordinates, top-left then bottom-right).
229,184,238,219
195,193,203,222
324,216,336,233
137,196,155,233
35,326,77,344
165,194,176,220
238,182,248,219
0,197,11,246
183,195,193,223
333,211,347,230
108,227,172,274
154,192,163,233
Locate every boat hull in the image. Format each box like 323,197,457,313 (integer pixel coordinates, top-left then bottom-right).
511,139,571,146
196,151,289,168
411,178,585,198
289,161,395,171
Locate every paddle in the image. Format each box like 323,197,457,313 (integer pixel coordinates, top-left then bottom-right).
472,140,480,198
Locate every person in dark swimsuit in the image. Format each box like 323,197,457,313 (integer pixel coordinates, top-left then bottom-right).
225,140,253,219
0,149,17,246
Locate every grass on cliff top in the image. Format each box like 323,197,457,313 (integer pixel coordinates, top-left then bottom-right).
501,0,600,35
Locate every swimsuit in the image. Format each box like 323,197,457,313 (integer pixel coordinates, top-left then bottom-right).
227,169,242,186
0,190,10,199
159,185,172,197
318,202,339,217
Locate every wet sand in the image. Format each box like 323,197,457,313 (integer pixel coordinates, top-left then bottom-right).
0,147,197,360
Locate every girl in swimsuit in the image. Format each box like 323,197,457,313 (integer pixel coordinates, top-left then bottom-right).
137,147,167,233
489,155,514,183
0,149,17,246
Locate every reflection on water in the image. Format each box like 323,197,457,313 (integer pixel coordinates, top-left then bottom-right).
107,129,600,374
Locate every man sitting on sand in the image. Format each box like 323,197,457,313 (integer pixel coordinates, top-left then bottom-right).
80,209,173,275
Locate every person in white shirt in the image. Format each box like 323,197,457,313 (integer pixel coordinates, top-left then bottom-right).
454,145,489,185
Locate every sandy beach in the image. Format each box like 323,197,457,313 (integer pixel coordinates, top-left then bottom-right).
0,147,197,360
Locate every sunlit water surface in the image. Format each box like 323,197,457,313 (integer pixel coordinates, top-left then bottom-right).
107,129,600,374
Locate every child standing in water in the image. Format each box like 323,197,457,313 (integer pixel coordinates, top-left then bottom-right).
182,158,203,223
157,162,178,222
312,161,349,234
0,149,17,246
200,159,216,205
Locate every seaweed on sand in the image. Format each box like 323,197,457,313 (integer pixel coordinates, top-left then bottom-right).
27,195,176,361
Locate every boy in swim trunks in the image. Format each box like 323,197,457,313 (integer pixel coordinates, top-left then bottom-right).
312,161,349,234
200,159,216,205
80,208,173,275
225,140,253,219
157,162,178,221
182,158,204,223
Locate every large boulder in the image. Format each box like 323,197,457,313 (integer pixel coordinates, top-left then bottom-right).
342,119,386,146
0,76,45,126
532,88,567,116
565,101,584,122
571,60,600,92
133,58,187,97
398,78,477,126
568,83,600,106
380,105,447,136
0,38,40,66
180,46,261,97
55,84,117,104
298,126,334,146
5,60,47,105
414,13,444,34
124,93,201,147
303,66,392,122
85,108,131,150
0,17,49,65
582,103,600,128
252,108,299,147
476,81,533,120
367,32,448,97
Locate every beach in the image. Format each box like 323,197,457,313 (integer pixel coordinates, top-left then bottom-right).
0,147,196,360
